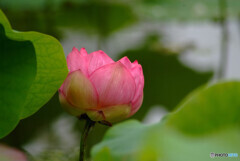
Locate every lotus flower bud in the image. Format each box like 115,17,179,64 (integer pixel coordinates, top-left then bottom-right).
59,47,144,123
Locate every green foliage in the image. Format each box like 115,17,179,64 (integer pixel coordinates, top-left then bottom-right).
0,10,68,138
92,81,240,161
166,82,240,135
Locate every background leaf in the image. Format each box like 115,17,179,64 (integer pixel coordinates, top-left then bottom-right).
92,81,240,161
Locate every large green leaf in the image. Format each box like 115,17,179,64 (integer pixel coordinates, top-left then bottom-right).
92,81,240,161
0,10,68,138
20,27,68,118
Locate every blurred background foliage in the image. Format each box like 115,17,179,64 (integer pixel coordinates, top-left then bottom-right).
1,0,240,160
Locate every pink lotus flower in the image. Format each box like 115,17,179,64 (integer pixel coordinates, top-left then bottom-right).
59,47,144,123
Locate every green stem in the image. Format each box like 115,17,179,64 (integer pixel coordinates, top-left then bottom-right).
79,116,95,161
217,0,228,79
